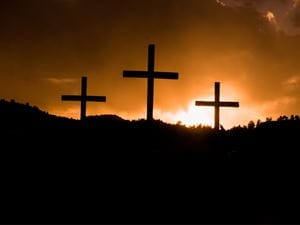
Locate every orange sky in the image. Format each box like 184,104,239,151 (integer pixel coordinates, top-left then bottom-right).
0,0,299,128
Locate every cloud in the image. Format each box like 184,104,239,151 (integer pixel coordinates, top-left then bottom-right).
46,78,77,85
216,0,226,7
261,96,298,116
283,75,300,91
265,11,277,24
293,0,300,7
286,75,300,85
221,0,300,34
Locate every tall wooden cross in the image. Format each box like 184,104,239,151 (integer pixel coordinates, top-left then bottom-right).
195,82,239,130
123,44,179,121
61,76,106,120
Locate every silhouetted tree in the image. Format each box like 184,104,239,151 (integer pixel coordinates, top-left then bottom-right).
256,119,261,127
247,120,255,129
266,117,272,122
278,115,288,121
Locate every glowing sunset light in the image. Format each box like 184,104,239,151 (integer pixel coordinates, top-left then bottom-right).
156,100,214,127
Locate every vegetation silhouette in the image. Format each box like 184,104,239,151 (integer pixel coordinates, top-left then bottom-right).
1,99,300,224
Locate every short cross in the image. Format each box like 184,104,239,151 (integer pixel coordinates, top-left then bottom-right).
61,76,106,120
195,82,239,130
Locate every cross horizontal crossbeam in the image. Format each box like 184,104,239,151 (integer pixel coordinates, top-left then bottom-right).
62,95,106,102
123,71,179,79
195,101,239,107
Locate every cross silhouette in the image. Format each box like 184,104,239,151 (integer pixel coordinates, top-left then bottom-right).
123,44,179,121
61,76,106,120
195,82,239,130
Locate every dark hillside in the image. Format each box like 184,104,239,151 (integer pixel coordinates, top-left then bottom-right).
1,99,299,224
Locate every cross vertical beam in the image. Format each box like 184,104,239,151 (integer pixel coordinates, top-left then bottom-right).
195,82,239,130
81,76,87,120
147,44,155,121
215,82,220,131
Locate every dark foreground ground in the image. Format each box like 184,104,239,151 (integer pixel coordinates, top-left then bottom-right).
1,100,300,224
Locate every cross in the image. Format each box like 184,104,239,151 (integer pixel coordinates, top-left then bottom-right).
195,82,239,130
61,76,106,120
123,44,179,121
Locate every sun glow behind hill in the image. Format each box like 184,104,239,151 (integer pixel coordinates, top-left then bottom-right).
156,100,214,127
49,85,257,129
49,81,272,129
51,103,214,127
50,100,268,129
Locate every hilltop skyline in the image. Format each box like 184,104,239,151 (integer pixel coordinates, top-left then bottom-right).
0,0,299,128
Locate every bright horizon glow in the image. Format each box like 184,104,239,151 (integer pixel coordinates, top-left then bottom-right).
50,83,243,128
48,84,271,129
49,101,272,130
51,98,215,127
48,84,247,129
156,100,214,127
